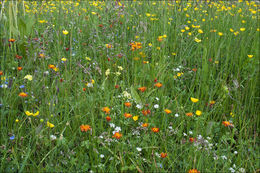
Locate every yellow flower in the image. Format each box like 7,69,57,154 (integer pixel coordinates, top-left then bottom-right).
190,97,199,103
25,111,33,116
198,29,203,34
15,119,19,123
91,12,96,15
33,111,39,116
218,32,223,36
185,26,190,30
39,20,47,23
194,37,201,43
47,121,55,128
62,30,69,35
133,116,139,121
148,43,152,47
240,28,245,32
181,29,185,33
230,28,234,32
61,58,67,62
195,110,202,116
24,75,33,81
85,57,91,61
163,34,167,38
247,55,253,58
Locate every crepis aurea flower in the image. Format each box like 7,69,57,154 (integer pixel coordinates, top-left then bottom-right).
151,127,159,133
112,132,122,139
80,124,91,132
102,107,110,114
124,113,132,118
124,102,131,107
188,169,200,173
138,87,147,92
222,121,234,127
164,109,172,114
154,82,163,88
160,152,167,158
19,92,28,98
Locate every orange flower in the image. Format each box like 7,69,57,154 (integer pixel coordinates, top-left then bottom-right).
48,64,55,69
189,137,195,143
192,68,197,72
151,127,159,133
106,116,111,122
15,55,22,59
112,132,122,139
80,124,91,132
142,123,149,127
160,152,167,158
0,71,3,75
17,67,23,71
222,121,234,127
188,169,200,173
138,87,147,92
130,41,142,51
102,107,110,114
105,44,113,48
8,38,15,42
124,113,132,118
19,92,28,98
124,102,131,107
186,112,193,117
142,109,151,116
164,109,172,114
83,88,86,91
154,82,163,88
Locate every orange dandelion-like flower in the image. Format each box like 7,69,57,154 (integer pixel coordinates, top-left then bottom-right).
151,127,159,133
112,132,122,139
19,92,28,98
188,169,200,173
80,124,91,132
142,123,149,127
17,67,23,71
130,41,142,51
8,38,15,42
222,121,234,127
164,109,172,114
124,102,131,107
138,87,147,92
186,112,193,117
142,109,151,116
160,152,167,158
124,113,132,118
0,71,3,75
106,116,111,122
105,44,113,48
102,107,110,114
154,82,163,88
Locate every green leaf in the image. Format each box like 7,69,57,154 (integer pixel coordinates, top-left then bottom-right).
131,85,142,104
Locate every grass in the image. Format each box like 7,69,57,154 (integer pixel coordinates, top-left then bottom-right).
0,0,259,172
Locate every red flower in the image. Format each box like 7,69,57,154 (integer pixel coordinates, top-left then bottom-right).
151,127,159,133
160,152,167,158
80,124,91,132
106,116,111,122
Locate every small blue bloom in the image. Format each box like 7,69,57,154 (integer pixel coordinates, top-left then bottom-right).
10,135,15,140
19,85,25,89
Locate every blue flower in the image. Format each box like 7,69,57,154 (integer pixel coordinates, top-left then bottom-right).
10,135,15,140
19,85,25,89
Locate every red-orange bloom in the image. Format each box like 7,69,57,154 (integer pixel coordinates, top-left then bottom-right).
154,82,163,88
80,124,91,132
17,67,23,71
222,121,234,127
83,88,86,91
124,113,132,118
151,127,159,133
112,132,122,139
19,92,28,98
138,87,147,92
142,109,151,116
0,71,3,75
102,107,110,114
160,152,167,158
188,169,200,173
8,38,15,42
106,116,111,122
142,123,149,127
189,137,196,143
15,54,22,59
186,112,193,117
124,102,131,107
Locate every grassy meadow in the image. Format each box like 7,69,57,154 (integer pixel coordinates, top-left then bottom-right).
0,0,259,172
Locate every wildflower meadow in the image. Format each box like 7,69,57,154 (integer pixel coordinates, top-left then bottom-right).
0,0,259,172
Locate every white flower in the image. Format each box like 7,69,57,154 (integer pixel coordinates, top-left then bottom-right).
239,168,245,173
183,133,187,136
115,126,121,132
1,84,7,88
197,135,202,140
100,154,104,158
115,72,121,76
155,97,159,101
175,113,179,117
50,135,57,140
118,66,123,71
136,104,143,109
44,71,49,75
189,131,193,135
109,123,115,128
136,147,142,152
105,69,110,76
122,91,131,99
168,126,173,130
229,167,235,173
154,104,159,109
221,155,227,160
24,75,33,81
87,83,93,88
234,151,238,154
